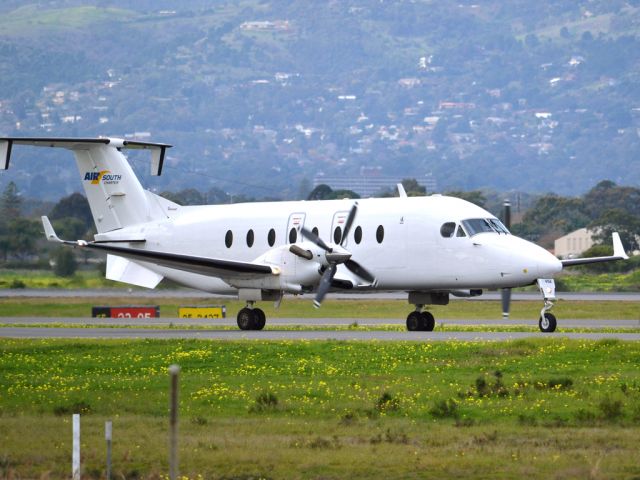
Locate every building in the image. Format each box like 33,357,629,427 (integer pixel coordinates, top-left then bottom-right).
554,228,595,258
313,168,437,198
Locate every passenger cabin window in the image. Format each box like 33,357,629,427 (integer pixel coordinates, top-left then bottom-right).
462,218,510,236
268,228,276,247
289,228,297,243
334,226,342,244
246,229,254,247
312,227,319,237
354,226,362,244
376,225,384,244
225,230,233,248
440,222,456,238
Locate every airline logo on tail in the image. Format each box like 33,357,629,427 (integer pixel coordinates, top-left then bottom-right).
84,170,122,185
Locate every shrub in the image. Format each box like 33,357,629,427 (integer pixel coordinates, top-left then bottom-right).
52,248,77,277
375,391,400,413
598,397,623,421
53,400,91,416
430,398,460,419
249,391,279,413
8,279,25,288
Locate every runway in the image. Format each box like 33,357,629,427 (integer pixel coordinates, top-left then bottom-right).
2,316,640,341
1,288,640,301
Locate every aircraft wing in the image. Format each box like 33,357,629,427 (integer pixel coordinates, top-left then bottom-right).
560,232,629,267
41,216,277,279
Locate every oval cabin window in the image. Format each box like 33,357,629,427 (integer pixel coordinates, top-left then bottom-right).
376,225,384,244
268,228,276,247
289,227,297,243
225,230,233,248
354,226,362,244
333,226,342,244
246,229,254,247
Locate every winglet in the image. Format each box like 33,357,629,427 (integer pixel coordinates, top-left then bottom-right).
612,232,629,260
41,216,63,243
0,139,12,170
397,183,408,198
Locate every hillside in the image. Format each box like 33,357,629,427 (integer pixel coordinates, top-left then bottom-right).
1,1,639,200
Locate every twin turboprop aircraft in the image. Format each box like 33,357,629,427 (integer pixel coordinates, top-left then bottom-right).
0,137,629,332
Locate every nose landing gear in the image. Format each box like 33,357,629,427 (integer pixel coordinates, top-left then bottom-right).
537,279,557,333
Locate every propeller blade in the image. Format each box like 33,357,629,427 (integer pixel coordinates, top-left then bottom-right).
289,244,313,260
341,203,358,245
313,264,337,308
300,227,332,252
501,287,512,319
345,259,376,284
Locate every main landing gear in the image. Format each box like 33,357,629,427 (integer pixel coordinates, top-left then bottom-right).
406,306,435,332
237,303,266,331
537,279,557,333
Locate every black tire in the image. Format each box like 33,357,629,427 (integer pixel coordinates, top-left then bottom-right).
237,308,256,330
406,311,422,331
539,312,557,333
420,311,435,332
253,308,266,330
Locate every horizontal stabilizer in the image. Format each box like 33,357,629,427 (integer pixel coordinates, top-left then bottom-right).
0,137,171,175
561,232,629,267
106,255,164,289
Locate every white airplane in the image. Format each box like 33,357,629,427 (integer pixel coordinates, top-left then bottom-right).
0,137,629,332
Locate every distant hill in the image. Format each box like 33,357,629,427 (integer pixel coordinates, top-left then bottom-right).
1,0,639,200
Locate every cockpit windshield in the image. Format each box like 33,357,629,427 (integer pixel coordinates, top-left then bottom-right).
461,218,510,236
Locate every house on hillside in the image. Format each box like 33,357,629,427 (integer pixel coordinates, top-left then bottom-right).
554,228,595,258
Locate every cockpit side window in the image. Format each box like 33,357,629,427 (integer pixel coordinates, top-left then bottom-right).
440,222,456,238
456,225,467,237
462,218,494,236
488,218,510,234
462,218,510,236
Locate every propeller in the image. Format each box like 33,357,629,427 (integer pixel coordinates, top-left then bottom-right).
501,199,512,319
299,202,376,307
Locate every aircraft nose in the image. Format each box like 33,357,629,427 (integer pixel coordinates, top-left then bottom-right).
536,249,563,277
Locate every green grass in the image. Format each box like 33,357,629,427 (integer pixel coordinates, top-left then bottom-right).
3,322,640,334
1,338,639,478
1,295,639,320
0,269,113,289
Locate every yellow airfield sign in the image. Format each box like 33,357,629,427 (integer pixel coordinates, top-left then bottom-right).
178,306,226,319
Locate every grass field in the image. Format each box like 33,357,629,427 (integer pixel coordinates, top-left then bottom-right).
1,338,640,479
1,296,639,322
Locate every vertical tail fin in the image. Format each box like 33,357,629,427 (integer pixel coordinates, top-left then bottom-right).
0,137,172,233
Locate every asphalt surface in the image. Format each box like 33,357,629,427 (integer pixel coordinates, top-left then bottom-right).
2,316,640,341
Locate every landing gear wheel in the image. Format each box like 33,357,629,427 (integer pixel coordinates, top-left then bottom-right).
237,308,256,330
253,308,266,330
406,311,422,331
539,312,557,333
420,311,435,332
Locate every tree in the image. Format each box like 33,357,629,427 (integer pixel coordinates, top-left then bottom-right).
49,193,93,229
1,181,21,221
446,190,487,208
511,194,590,243
308,184,334,200
401,178,427,196
589,208,640,252
52,248,77,277
2,217,40,261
